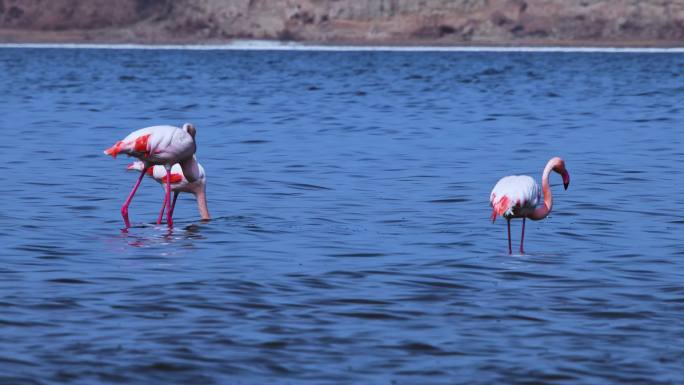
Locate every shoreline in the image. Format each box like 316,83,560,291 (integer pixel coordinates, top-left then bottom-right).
2,40,684,53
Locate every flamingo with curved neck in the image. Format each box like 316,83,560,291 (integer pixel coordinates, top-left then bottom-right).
490,157,570,254
127,157,210,224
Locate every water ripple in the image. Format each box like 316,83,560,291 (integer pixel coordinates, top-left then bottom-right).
0,48,682,385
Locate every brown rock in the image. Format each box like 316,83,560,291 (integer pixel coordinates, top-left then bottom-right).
1,0,683,46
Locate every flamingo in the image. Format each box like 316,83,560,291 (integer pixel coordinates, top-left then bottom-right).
104,123,199,227
490,157,570,254
126,157,210,224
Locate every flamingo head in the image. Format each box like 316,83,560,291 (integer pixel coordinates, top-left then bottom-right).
550,157,570,190
191,175,210,221
189,164,210,220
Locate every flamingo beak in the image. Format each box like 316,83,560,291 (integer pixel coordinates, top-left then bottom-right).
126,163,136,170
562,171,570,190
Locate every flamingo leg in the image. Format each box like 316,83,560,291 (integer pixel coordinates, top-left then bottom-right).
165,167,173,227
121,166,149,228
156,192,168,225
169,191,179,219
507,218,512,255
520,217,526,254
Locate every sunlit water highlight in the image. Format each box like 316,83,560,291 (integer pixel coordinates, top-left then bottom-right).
1,48,683,384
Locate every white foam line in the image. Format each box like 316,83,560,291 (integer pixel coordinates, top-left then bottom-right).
1,41,684,53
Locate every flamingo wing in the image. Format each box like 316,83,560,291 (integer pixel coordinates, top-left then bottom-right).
490,175,540,221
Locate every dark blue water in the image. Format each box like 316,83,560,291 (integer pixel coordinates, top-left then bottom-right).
1,47,683,385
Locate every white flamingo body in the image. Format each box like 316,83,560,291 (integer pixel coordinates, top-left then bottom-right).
490,175,541,219
490,157,570,254
105,125,196,166
104,123,208,227
128,160,206,194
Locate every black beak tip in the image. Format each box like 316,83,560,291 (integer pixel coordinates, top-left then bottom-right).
564,182,569,190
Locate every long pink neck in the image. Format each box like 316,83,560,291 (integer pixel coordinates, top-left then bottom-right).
196,187,210,220
180,156,200,183
529,161,555,220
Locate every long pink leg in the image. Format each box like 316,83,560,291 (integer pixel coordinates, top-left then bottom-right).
169,191,179,219
507,218,512,255
165,167,173,227
156,193,168,225
520,217,526,254
121,166,149,228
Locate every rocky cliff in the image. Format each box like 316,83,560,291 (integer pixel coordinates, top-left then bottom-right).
1,0,683,46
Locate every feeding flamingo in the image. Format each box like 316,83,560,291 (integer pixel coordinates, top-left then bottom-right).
104,123,200,227
127,157,210,224
490,157,570,254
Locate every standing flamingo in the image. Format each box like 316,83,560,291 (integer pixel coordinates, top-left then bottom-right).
104,123,199,227
490,157,570,254
126,157,210,224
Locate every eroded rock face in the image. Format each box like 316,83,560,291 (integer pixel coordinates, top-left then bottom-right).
0,0,169,30
1,0,683,45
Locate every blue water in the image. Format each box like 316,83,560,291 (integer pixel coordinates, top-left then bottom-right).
1,48,683,385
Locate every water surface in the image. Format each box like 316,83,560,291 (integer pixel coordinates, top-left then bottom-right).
1,48,683,384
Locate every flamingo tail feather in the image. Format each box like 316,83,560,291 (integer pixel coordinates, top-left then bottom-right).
104,141,124,158
491,196,510,223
